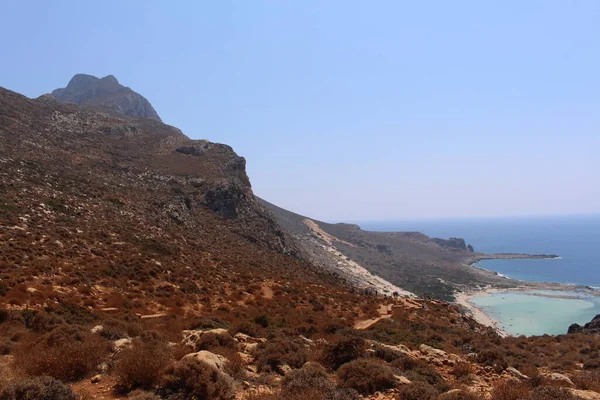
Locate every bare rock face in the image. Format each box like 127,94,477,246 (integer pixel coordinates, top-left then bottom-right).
51,74,162,121
568,314,600,334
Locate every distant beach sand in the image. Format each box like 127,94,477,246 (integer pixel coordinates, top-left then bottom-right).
455,289,509,337
455,285,600,337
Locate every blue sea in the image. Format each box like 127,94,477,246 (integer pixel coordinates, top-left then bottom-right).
357,215,600,335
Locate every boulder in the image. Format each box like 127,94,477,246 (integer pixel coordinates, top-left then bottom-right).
505,366,529,380
276,364,293,376
233,332,267,344
540,372,575,388
113,338,132,352
568,389,600,400
374,341,411,355
419,344,462,366
183,350,228,373
394,375,412,385
90,325,103,334
182,328,229,349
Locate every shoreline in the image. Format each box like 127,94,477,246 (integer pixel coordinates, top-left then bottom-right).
455,288,509,337
455,285,600,337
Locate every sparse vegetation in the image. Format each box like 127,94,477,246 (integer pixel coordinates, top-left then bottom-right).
0,376,77,400
159,358,235,400
337,358,396,395
114,338,172,391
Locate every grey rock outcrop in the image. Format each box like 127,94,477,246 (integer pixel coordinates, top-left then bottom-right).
568,314,600,334
51,74,161,121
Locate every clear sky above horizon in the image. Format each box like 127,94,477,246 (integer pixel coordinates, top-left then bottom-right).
1,1,599,221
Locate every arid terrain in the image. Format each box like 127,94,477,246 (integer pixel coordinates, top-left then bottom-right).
0,77,599,400
259,198,560,301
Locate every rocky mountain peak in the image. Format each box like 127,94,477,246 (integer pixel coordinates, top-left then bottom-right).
51,73,162,121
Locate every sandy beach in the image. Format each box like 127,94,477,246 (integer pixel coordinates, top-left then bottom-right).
455,284,600,337
455,289,509,337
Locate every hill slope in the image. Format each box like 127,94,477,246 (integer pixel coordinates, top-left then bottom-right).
259,198,543,300
1,83,599,400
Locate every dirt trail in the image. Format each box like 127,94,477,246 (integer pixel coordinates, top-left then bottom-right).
354,304,393,330
262,282,274,299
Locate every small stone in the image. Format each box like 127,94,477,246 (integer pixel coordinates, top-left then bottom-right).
91,374,101,383
277,364,293,376
90,325,104,334
394,375,411,385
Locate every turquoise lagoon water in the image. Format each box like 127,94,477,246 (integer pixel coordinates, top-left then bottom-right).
470,291,600,336
357,215,600,336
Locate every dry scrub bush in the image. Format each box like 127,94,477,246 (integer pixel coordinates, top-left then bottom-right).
196,332,236,351
210,347,246,379
390,356,448,392
320,336,366,371
490,380,531,400
12,326,109,381
254,339,308,372
571,370,600,392
127,390,161,400
280,362,360,400
337,358,396,395
450,362,471,378
372,345,404,363
395,382,439,400
475,349,507,373
114,339,172,391
159,357,235,400
0,376,76,400
530,386,576,400
437,390,484,400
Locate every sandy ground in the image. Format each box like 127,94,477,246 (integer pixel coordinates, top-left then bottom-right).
303,218,415,298
455,289,509,337
354,304,394,330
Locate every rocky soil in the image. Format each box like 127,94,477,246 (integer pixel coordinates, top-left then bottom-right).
0,80,599,400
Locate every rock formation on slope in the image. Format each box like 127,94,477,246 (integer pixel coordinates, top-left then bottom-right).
51,74,162,121
569,314,600,334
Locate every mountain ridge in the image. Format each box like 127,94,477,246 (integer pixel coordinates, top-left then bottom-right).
51,73,162,121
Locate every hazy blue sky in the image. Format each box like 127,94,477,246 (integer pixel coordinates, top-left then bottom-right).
1,1,599,221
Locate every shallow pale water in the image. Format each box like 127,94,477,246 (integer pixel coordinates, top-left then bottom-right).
470,291,600,336
357,215,600,335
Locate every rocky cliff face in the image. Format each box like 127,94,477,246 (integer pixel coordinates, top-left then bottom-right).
0,84,302,262
569,314,600,334
51,74,162,121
